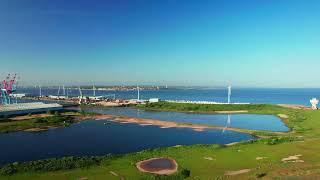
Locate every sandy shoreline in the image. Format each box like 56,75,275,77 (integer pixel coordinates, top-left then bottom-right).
278,104,311,110
81,114,217,132
81,114,271,136
215,110,248,113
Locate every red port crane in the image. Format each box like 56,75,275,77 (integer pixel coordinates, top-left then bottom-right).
1,73,18,104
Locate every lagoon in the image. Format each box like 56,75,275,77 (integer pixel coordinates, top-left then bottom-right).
0,120,254,165
81,107,289,132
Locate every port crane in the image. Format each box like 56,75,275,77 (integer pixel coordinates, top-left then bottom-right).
57,86,61,98
1,73,18,104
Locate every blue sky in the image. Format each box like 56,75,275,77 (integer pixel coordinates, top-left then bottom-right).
0,0,320,87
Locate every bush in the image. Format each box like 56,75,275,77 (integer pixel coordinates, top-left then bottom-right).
0,118,12,123
256,172,267,178
34,115,74,124
264,136,302,145
0,165,17,176
140,102,280,113
35,118,48,123
153,174,185,180
146,168,190,180
79,110,96,116
0,156,104,175
47,110,54,115
181,168,191,178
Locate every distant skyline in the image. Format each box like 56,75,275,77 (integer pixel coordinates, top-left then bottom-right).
1,0,320,87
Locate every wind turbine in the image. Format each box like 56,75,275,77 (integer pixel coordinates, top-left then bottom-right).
93,85,96,97
78,86,83,104
39,85,42,97
57,86,61,98
137,86,140,101
63,85,66,96
227,85,232,104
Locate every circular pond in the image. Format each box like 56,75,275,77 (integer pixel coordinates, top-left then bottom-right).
136,157,178,175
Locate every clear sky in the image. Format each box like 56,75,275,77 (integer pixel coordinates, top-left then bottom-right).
0,0,320,87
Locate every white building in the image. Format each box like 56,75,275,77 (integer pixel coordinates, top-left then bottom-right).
9,93,26,98
310,98,319,110
149,98,160,103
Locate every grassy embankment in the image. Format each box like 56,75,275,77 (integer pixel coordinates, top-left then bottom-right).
2,102,320,179
0,111,95,133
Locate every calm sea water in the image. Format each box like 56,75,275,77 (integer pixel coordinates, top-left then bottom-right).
80,107,289,132
16,87,320,106
0,120,253,165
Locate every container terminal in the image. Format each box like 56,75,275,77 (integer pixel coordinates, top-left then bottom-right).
1,74,248,117
0,102,63,117
0,74,65,117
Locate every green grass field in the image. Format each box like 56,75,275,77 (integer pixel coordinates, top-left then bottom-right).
1,103,320,179
0,111,96,133
0,112,81,133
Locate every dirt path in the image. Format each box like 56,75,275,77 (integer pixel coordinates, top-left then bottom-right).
225,169,251,176
282,154,304,163
278,104,311,110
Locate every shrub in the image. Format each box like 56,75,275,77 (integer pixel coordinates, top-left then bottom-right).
264,136,302,145
154,174,185,180
181,168,191,178
0,156,104,175
46,110,54,115
256,172,267,178
0,118,12,123
35,118,48,123
34,115,73,124
0,165,17,176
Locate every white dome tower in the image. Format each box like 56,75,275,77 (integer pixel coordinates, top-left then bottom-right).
310,98,319,110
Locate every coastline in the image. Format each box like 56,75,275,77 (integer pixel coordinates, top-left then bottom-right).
0,103,314,179
0,106,290,137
